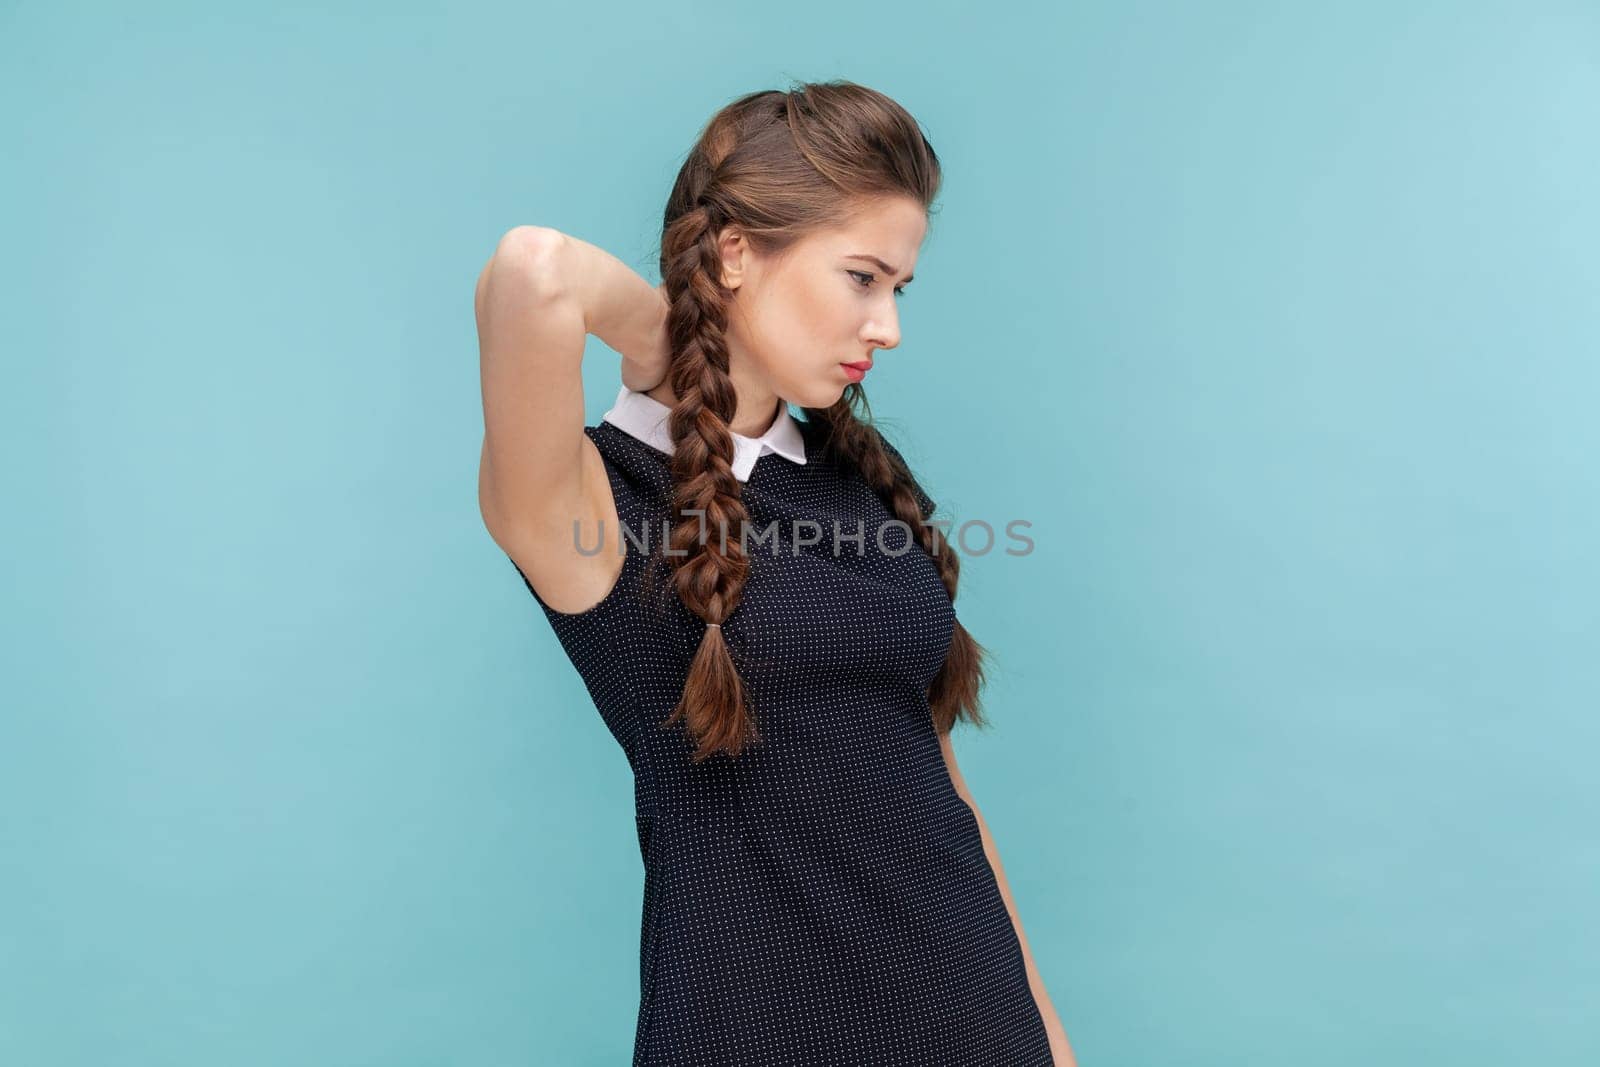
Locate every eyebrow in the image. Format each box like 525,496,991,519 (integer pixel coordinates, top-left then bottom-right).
845,254,914,285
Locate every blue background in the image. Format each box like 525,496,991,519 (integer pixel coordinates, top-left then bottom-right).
4,2,1596,1064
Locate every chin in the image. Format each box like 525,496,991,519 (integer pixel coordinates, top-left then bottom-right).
799,383,849,410
771,379,829,410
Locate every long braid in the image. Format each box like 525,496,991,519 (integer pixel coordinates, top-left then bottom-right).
803,388,989,735
657,199,762,761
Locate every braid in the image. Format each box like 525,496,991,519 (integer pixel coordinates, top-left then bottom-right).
803,388,989,735
657,201,762,761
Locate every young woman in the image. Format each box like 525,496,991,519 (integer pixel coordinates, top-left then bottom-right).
476,80,1077,1066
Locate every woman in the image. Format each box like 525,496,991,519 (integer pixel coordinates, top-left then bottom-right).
476,80,1077,1065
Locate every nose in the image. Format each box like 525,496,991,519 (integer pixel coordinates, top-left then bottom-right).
863,305,900,352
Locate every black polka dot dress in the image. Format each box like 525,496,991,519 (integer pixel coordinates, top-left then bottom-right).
510,389,1054,1065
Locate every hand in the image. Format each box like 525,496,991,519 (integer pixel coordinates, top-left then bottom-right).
620,281,671,394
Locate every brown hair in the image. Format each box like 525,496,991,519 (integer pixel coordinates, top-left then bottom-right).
654,79,988,761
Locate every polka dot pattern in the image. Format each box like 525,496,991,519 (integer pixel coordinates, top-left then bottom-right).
508,417,1052,1065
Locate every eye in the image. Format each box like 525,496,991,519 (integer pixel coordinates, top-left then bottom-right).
848,270,907,298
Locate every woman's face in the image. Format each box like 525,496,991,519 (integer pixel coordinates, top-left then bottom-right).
719,196,928,411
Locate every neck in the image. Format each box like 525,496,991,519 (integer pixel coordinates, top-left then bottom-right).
645,376,784,439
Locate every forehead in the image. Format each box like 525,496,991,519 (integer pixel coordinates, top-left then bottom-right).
804,197,928,267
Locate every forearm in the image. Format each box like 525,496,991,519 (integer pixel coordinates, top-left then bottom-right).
965,796,1079,1066
547,229,668,367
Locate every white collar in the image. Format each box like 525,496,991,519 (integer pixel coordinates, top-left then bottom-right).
601,384,808,483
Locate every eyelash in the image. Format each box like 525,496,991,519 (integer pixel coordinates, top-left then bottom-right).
848,270,906,298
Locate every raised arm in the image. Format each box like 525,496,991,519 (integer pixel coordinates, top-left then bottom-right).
475,226,590,545
474,226,669,612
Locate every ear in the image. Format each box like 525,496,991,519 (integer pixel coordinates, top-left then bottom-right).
715,225,748,291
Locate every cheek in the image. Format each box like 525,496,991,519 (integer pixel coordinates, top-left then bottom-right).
780,277,852,350
802,276,846,329
735,276,855,403
749,280,836,365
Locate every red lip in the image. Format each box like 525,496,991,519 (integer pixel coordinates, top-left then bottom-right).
841,361,873,371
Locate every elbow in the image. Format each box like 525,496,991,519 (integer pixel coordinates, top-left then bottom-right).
476,226,572,323
497,225,569,283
